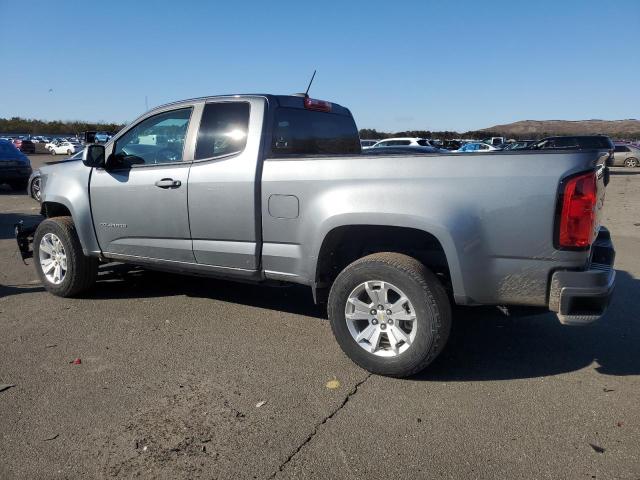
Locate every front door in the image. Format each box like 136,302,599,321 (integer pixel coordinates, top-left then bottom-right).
90,106,195,263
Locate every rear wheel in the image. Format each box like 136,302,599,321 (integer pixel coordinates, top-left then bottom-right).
67,149,72,155
328,253,451,377
51,149,56,155
33,217,98,297
625,157,638,168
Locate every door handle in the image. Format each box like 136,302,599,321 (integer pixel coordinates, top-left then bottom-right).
155,178,181,189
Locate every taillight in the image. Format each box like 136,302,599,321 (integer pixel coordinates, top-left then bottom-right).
304,97,332,112
557,171,598,249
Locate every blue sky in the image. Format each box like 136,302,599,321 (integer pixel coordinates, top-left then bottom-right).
0,0,638,131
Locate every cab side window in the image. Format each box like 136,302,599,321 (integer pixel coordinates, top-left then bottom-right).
195,102,250,160
113,108,192,167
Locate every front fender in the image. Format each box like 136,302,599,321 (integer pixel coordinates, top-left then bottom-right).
40,161,100,256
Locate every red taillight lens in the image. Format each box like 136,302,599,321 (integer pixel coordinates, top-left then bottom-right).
558,171,598,248
304,97,332,112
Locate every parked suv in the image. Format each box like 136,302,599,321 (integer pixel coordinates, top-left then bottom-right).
611,144,639,167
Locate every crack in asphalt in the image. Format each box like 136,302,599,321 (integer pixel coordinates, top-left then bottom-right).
268,373,372,479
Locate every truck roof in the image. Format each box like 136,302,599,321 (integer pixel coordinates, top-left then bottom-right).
152,94,354,117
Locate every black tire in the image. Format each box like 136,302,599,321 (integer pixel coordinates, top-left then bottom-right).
33,217,98,297
625,157,638,168
328,252,451,377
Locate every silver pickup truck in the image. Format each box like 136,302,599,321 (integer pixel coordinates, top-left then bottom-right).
16,94,616,377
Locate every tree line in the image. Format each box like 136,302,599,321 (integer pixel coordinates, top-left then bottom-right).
0,117,126,135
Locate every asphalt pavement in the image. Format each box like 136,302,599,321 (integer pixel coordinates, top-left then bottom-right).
1,155,639,479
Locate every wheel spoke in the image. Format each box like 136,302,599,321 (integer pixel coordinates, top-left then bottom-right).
348,297,373,313
393,311,416,322
389,296,408,313
391,325,411,345
42,259,55,274
54,264,61,283
369,328,381,353
346,311,371,322
356,324,376,343
386,329,399,355
365,281,381,305
40,242,53,255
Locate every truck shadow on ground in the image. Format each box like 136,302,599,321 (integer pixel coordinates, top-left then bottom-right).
418,269,640,381
90,263,327,320
88,264,640,381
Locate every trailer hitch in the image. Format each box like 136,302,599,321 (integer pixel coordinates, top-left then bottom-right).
15,220,38,263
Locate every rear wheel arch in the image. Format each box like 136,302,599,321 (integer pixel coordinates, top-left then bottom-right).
314,225,454,303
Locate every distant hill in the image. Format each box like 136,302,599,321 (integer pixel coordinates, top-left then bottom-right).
478,119,640,139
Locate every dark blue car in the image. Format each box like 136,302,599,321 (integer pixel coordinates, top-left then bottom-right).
0,139,32,191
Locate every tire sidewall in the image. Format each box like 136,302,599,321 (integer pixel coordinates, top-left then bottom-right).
328,260,440,375
34,219,77,296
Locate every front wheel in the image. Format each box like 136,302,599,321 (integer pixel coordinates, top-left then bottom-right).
328,253,451,377
67,150,72,155
33,217,98,297
625,157,638,168
30,176,41,201
51,149,56,155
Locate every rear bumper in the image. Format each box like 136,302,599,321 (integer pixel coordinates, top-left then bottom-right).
548,228,615,325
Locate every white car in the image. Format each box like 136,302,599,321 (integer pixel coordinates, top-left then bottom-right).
371,137,433,148
50,141,81,155
453,142,498,153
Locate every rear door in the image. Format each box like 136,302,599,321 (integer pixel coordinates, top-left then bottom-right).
90,106,196,262
187,97,266,273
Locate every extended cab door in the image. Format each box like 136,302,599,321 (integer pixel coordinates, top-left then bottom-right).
187,97,266,274
90,106,197,263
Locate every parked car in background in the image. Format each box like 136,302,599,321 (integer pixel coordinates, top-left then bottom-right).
50,141,82,155
502,140,536,150
483,137,506,146
360,139,378,149
12,138,36,154
28,148,85,201
363,145,446,155
0,139,32,190
45,139,63,150
453,142,498,152
372,137,433,148
611,144,639,167
528,135,614,152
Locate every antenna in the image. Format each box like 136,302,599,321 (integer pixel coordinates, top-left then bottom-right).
304,70,317,97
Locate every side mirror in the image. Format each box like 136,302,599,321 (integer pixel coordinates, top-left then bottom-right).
83,144,105,168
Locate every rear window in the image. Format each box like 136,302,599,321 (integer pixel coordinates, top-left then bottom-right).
271,108,360,156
